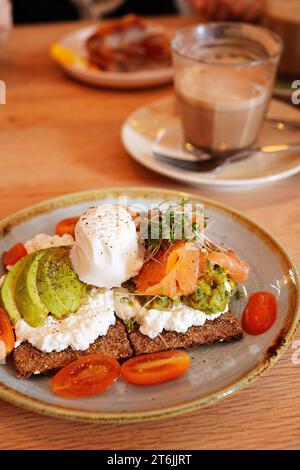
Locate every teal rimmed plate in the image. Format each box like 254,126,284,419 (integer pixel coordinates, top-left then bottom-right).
0,187,299,422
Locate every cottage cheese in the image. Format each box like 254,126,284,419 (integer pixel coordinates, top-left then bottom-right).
25,233,74,253
114,292,229,339
15,288,115,353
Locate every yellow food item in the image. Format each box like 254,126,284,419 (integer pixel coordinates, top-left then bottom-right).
50,43,84,66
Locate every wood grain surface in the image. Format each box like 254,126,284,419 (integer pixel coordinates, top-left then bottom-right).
0,17,299,450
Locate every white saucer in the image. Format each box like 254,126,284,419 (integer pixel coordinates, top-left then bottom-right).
55,25,173,89
121,96,300,188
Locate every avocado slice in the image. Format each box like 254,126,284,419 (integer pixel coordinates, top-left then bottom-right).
43,246,86,314
16,251,49,327
36,249,70,319
0,255,29,325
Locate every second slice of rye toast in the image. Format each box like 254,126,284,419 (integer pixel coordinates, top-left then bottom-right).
127,310,243,355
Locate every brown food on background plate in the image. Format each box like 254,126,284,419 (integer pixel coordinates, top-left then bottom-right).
86,14,172,72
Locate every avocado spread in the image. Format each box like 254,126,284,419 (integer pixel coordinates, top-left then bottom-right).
184,261,235,315
142,295,181,311
135,260,235,315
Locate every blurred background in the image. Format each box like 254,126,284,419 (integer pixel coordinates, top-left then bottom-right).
11,0,265,23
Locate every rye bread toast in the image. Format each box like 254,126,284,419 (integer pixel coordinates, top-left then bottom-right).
127,310,243,355
13,319,133,378
13,311,242,378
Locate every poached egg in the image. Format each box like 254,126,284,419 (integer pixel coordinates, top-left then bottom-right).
70,204,144,288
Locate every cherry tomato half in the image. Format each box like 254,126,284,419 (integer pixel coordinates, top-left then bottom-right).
242,291,277,336
55,217,79,237
51,354,120,398
121,350,190,385
2,243,27,269
0,308,15,361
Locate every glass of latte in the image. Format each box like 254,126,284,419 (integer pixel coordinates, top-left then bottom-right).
170,23,282,157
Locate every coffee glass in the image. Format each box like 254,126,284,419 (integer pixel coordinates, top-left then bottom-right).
170,23,282,157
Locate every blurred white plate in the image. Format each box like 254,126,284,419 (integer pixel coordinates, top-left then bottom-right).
55,25,173,89
121,96,300,188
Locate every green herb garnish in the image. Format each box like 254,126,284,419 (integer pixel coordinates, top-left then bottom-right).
123,319,136,330
138,199,205,262
234,288,243,301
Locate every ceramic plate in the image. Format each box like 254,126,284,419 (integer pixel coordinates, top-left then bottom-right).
55,25,173,89
122,96,300,188
0,187,299,422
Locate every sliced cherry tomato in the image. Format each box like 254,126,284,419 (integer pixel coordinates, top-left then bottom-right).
51,354,120,398
55,217,79,237
0,308,15,361
121,350,190,385
242,291,277,336
2,243,27,269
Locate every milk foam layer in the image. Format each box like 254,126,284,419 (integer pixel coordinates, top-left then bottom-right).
176,65,267,111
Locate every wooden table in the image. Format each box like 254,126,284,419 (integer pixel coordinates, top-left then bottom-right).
0,17,299,451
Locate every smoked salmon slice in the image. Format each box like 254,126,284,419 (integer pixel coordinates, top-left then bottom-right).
205,249,249,283
134,242,200,297
134,241,248,298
